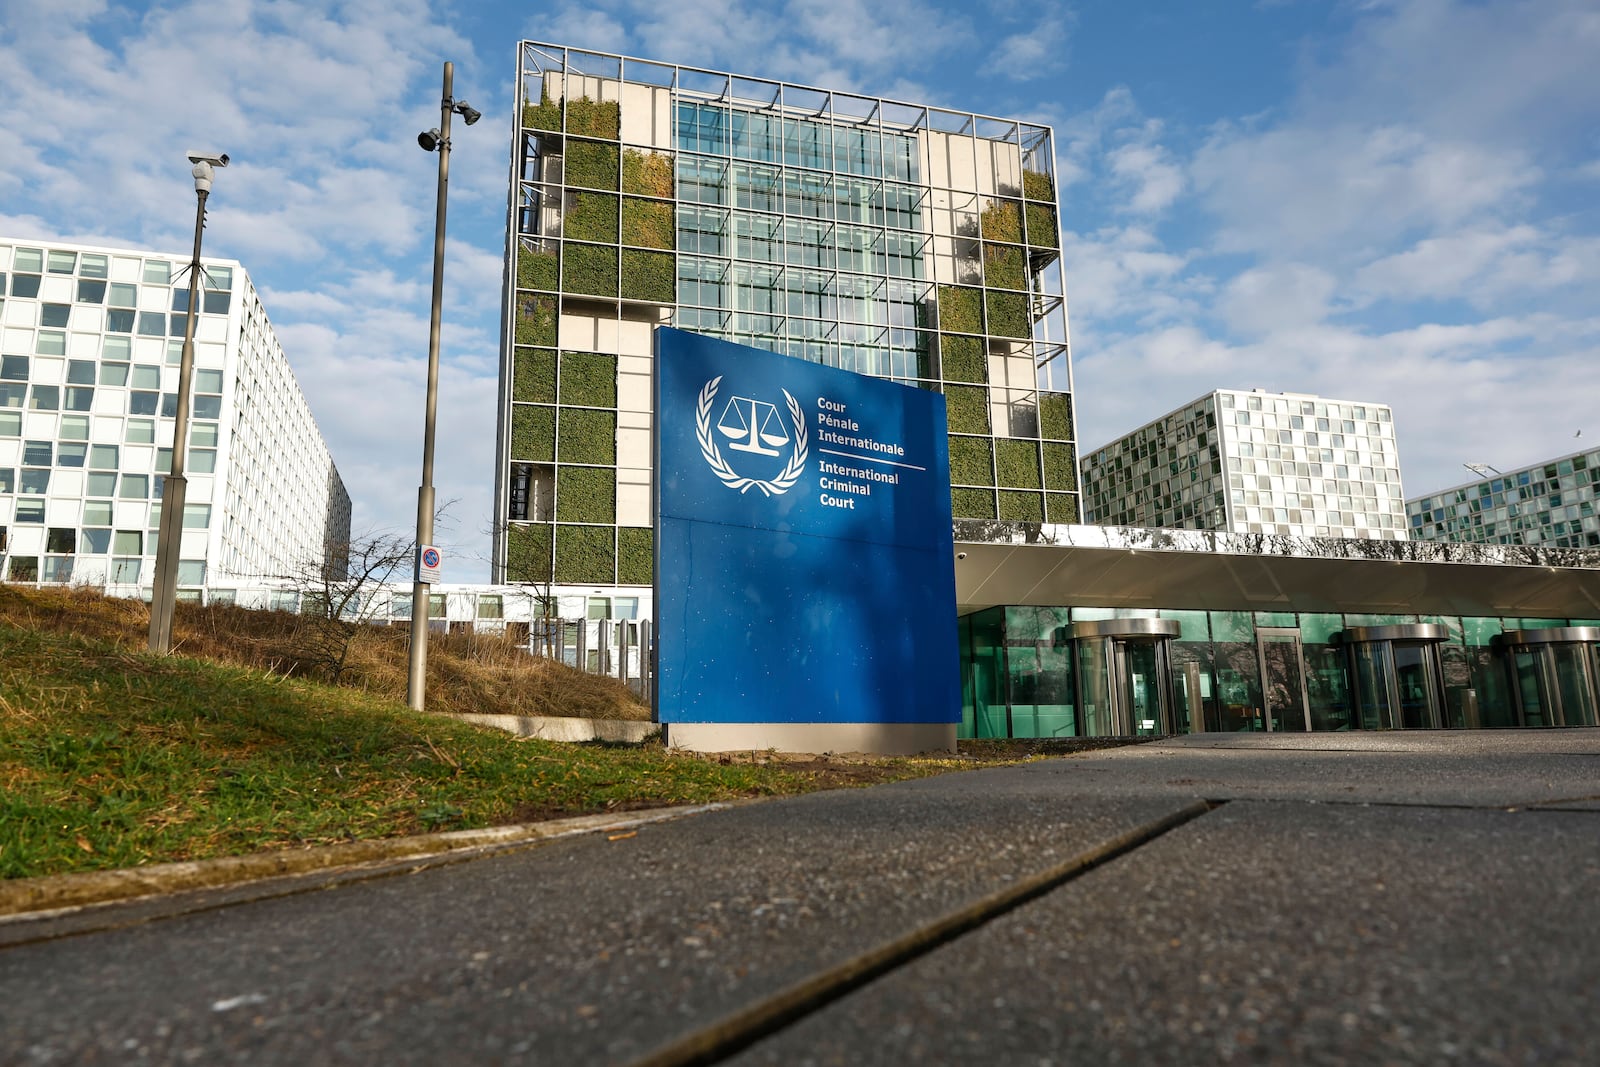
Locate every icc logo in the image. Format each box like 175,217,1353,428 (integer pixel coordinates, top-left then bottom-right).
695,376,809,495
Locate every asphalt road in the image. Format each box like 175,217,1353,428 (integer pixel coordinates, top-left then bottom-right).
3,730,1598,1065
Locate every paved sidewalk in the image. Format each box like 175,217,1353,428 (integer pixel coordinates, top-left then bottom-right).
3,730,1597,1064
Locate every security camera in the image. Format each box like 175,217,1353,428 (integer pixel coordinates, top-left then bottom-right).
186,151,230,167
956,551,968,560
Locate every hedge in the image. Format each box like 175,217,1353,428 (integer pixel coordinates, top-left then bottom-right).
553,524,615,584
1043,442,1078,491
982,243,1027,291
949,435,995,486
1039,392,1074,441
939,334,985,383
565,97,619,140
980,199,1023,243
559,351,617,407
517,249,558,291
509,404,555,462
504,522,552,583
1046,492,1079,524
567,140,620,190
556,465,615,523
618,527,653,585
621,197,674,250
944,384,990,435
566,193,619,242
985,290,1031,339
998,490,1044,522
557,407,616,465
1024,202,1060,250
937,285,983,334
621,249,676,302
1023,169,1055,203
512,348,557,404
522,88,560,133
952,487,996,520
995,439,1042,489
622,150,675,197
515,296,557,347
563,242,618,298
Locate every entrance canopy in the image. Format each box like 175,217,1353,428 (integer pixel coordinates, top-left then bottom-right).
953,522,1600,620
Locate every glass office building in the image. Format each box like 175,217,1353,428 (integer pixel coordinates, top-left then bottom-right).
0,238,350,593
953,525,1600,739
494,41,1078,588
1407,447,1600,549
1081,389,1408,540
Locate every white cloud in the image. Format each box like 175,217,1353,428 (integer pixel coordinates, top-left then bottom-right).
1218,263,1338,337
1192,123,1540,257
1106,136,1184,216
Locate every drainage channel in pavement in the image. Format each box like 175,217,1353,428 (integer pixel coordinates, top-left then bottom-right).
624,798,1221,1067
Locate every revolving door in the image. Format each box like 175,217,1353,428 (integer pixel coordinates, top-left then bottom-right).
1495,627,1600,728
1334,624,1449,730
1072,619,1183,737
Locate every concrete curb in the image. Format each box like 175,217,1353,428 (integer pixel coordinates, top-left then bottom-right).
0,803,728,922
447,712,657,743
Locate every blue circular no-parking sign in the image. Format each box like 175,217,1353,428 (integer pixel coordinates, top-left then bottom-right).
421,547,441,569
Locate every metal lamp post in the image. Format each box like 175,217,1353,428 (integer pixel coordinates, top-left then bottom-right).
149,152,228,653
407,62,480,711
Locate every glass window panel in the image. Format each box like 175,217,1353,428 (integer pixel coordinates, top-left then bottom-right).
112,530,142,554
0,469,11,492
100,362,130,386
142,260,171,284
89,444,118,469
137,312,166,337
65,360,95,385
57,442,86,467
36,332,66,356
192,395,222,419
189,448,216,473
1,411,24,436
119,474,148,499
1,355,27,380
47,250,76,273
108,282,136,308
189,422,218,447
0,383,23,408
15,499,45,523
182,504,210,529
194,368,223,393
203,290,230,314
129,391,158,415
22,440,51,465
82,528,112,553
58,415,88,440
85,471,116,496
126,418,155,443
19,468,49,493
83,500,112,524
78,253,108,279
40,304,71,328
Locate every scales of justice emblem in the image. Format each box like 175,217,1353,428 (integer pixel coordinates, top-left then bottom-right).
695,375,808,495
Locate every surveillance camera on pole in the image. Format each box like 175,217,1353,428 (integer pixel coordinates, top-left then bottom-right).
150,149,229,654
407,63,479,712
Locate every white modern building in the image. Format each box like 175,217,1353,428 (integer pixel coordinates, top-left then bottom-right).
493,42,1078,592
0,238,350,595
1080,388,1408,541
1407,447,1600,549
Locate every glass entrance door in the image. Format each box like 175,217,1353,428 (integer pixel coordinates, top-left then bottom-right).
1114,638,1169,737
1500,629,1600,728
1392,641,1443,729
1256,628,1310,732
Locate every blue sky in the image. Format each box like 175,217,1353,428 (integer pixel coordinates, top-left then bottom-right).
2,0,1596,579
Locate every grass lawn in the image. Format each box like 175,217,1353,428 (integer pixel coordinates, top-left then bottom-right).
0,614,977,881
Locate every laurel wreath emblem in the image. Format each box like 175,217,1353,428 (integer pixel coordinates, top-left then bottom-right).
696,376,808,496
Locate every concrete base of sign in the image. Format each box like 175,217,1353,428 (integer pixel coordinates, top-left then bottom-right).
663,722,957,756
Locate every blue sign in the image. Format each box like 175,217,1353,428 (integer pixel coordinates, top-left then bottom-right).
654,327,959,725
